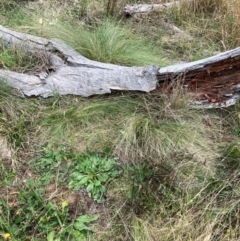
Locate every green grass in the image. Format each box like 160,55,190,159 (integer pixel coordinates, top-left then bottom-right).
0,80,12,98
0,90,239,240
1,89,238,240
0,178,99,241
71,19,167,66
0,1,169,67
1,0,240,240
0,40,49,74
33,18,168,66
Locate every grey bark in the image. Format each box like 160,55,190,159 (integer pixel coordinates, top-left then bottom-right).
123,1,195,16
1,25,240,108
123,2,182,17
0,25,159,97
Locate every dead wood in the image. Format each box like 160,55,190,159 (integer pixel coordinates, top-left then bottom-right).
123,2,181,17
157,47,240,108
1,25,240,108
0,25,159,97
123,1,195,16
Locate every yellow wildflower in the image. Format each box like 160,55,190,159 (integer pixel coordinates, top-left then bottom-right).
3,233,11,240
61,200,68,209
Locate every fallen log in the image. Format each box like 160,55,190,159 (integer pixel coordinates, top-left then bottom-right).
157,47,240,108
123,2,182,17
0,25,159,97
123,1,195,16
1,25,240,108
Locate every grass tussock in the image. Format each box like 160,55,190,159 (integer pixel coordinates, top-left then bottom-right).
114,90,217,196
36,18,167,66
0,1,168,67
1,1,240,240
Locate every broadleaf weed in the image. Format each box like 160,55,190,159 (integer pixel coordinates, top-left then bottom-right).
0,177,98,240
32,146,122,203
69,152,122,203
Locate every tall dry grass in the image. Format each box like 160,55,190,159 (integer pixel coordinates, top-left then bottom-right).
178,0,240,49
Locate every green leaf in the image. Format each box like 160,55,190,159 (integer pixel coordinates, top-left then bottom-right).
111,170,120,177
47,231,55,241
74,215,99,232
104,146,112,154
87,182,94,192
225,143,240,157
74,222,93,232
94,180,101,186
104,160,114,170
69,176,89,189
67,228,86,240
76,214,99,224
71,172,85,180
77,176,89,186
99,173,108,182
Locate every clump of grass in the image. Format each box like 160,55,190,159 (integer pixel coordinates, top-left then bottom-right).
114,112,215,192
38,19,167,66
0,96,40,149
77,19,164,66
115,89,214,161
112,89,219,219
0,1,168,67
0,40,49,74
0,80,12,98
38,94,141,150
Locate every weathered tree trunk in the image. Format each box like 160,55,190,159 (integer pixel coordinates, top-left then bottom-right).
123,1,195,17
123,2,182,17
0,25,159,97
1,25,240,108
157,48,240,108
